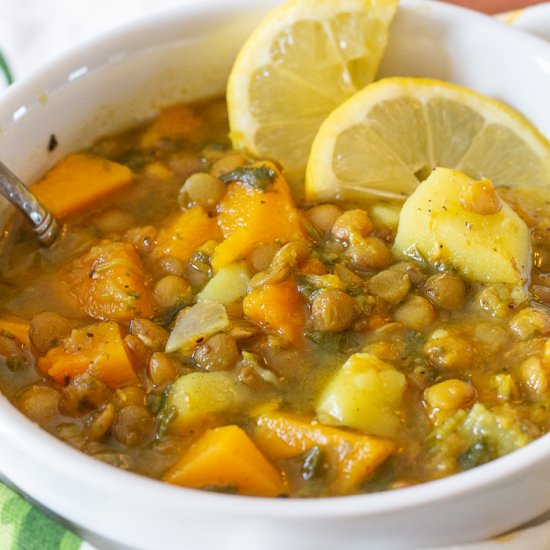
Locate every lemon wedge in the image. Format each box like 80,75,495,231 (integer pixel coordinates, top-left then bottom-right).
306,77,550,201
227,0,398,191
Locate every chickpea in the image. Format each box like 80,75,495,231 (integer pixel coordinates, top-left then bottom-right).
363,341,403,363
157,255,186,277
347,236,391,270
153,275,192,309
210,152,245,178
112,405,155,447
94,209,134,235
332,209,373,241
249,242,281,272
424,273,466,311
148,352,178,387
520,355,548,396
460,179,502,216
477,284,529,318
193,333,240,371
310,289,356,332
130,319,169,351
509,307,550,340
491,373,519,401
180,172,225,211
394,296,436,331
18,386,60,425
113,386,147,409
543,339,550,366
29,312,72,355
306,204,343,234
368,270,411,304
272,241,310,268
423,329,474,370
473,322,509,354
424,379,477,422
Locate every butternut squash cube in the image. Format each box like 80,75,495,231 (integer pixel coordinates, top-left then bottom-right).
38,321,137,387
163,424,287,497
254,412,395,495
32,153,133,219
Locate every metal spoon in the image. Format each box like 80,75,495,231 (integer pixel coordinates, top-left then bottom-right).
0,160,59,246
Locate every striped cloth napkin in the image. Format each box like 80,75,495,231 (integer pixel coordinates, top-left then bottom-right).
0,484,81,550
0,1,549,549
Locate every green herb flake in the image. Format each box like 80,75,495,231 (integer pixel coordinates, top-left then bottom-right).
301,445,325,481
158,405,178,436
115,149,154,172
220,164,277,191
305,330,344,353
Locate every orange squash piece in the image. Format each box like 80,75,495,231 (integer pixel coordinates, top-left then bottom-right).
65,240,154,322
243,279,305,346
38,321,137,387
0,317,30,345
32,153,133,220
140,105,205,148
211,163,305,271
154,206,221,263
254,412,396,495
163,425,287,497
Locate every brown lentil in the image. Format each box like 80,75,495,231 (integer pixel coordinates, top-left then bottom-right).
193,333,240,371
394,296,437,331
424,273,466,311
368,270,411,304
310,289,357,332
306,204,343,234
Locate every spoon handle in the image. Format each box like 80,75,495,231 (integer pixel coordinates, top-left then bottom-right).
0,160,59,246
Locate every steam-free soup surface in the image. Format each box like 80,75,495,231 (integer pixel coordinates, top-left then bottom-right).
1,98,550,497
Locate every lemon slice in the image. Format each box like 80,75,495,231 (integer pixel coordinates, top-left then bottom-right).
306,77,550,202
227,0,398,190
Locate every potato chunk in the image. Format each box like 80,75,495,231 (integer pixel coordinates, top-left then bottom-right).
316,353,406,437
393,168,531,284
165,371,248,435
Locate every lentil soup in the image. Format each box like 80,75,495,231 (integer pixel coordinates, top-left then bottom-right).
0,96,549,498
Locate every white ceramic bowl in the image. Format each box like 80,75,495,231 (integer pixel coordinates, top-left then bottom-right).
2,1,550,548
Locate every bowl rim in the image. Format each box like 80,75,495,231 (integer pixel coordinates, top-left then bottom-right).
1,0,550,523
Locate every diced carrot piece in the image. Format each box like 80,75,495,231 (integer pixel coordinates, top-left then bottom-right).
243,279,305,346
211,163,305,271
254,412,396,495
38,321,137,387
0,317,30,345
140,105,205,148
32,153,133,219
163,425,287,497
298,258,327,275
154,206,221,263
64,240,154,322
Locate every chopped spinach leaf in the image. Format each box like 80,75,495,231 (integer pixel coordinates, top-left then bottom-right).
220,164,277,191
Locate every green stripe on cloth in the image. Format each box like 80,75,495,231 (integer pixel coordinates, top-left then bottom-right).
0,483,81,550
0,50,13,85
